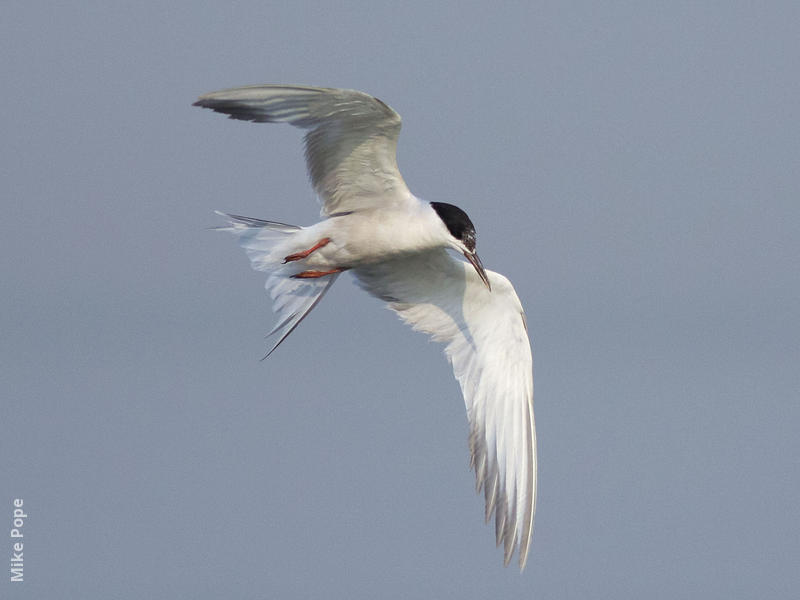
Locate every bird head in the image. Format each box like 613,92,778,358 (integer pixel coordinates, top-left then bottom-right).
430,202,491,291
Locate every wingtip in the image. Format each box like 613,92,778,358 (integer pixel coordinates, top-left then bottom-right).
193,90,224,107
518,549,529,572
193,93,217,108
213,209,232,220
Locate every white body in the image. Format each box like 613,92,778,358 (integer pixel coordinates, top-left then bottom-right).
264,204,452,271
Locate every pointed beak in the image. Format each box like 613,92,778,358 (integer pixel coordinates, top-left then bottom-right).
464,250,491,291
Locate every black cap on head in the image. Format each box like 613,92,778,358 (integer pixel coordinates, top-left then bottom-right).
430,202,477,251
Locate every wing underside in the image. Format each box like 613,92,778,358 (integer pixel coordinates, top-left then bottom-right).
353,250,536,569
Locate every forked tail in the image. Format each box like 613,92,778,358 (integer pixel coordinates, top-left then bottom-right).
215,211,340,357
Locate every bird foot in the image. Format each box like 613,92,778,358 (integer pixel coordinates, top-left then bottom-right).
291,267,347,279
283,237,331,263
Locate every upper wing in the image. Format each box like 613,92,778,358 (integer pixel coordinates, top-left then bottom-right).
353,251,537,569
194,85,413,216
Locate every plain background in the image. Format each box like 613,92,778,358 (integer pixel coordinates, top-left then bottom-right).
2,2,798,598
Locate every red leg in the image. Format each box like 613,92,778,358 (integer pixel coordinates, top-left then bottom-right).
283,237,331,263
291,267,347,279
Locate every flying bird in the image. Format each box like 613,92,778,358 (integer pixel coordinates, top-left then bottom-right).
194,85,536,569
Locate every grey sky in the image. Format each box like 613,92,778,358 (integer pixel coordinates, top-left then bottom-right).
2,1,798,598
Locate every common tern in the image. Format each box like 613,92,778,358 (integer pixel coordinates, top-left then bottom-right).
194,85,536,569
